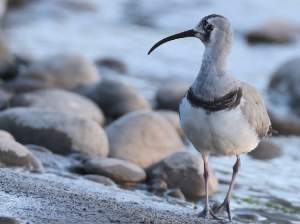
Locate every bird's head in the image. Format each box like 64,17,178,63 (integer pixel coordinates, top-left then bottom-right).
148,14,233,55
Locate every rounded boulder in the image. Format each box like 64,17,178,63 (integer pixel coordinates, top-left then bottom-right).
269,58,300,112
19,53,101,91
8,89,105,125
156,82,190,111
106,110,184,168
77,78,151,118
145,152,219,197
0,130,15,141
0,108,109,157
0,138,42,169
156,110,184,137
248,141,283,160
85,157,146,183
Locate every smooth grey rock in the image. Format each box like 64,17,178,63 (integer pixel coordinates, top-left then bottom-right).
96,58,127,74
0,130,15,140
269,58,300,112
145,152,219,197
248,141,283,160
166,188,185,200
83,174,116,186
106,110,184,168
0,108,109,157
77,78,151,118
156,110,184,137
3,78,52,94
0,33,16,80
156,82,190,111
85,157,146,183
0,88,14,102
8,89,105,124
149,178,168,192
246,21,300,44
0,138,42,169
28,145,83,174
0,217,23,224
19,53,101,91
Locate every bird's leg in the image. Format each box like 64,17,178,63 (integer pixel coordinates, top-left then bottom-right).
198,161,222,220
215,156,241,221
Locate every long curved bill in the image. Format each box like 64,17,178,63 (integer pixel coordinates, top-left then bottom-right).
148,29,197,55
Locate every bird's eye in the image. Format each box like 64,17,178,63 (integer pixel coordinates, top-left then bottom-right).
206,24,214,32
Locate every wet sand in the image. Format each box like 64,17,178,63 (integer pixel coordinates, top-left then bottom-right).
0,168,231,224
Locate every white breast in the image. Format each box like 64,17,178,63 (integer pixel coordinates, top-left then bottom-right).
179,96,259,158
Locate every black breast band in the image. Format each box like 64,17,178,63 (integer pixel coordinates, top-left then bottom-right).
187,87,243,112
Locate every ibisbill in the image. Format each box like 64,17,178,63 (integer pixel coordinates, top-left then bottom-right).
148,14,277,221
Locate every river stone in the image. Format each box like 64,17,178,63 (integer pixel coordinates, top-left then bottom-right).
0,108,109,157
3,78,52,93
145,152,219,197
0,130,15,140
0,138,42,169
166,188,185,200
248,141,283,160
0,33,16,80
106,110,184,168
19,53,101,91
0,217,23,224
83,174,116,186
156,110,184,137
246,21,299,44
268,111,300,136
8,89,105,124
156,82,190,111
96,58,127,74
77,78,151,118
0,88,14,104
84,157,146,183
28,145,84,174
269,58,300,112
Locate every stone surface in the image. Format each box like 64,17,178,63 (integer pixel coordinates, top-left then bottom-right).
156,82,190,111
0,130,15,140
0,138,42,169
3,78,52,93
269,58,300,112
149,178,168,192
248,141,283,160
19,53,101,91
77,78,151,118
246,21,300,44
166,188,185,200
27,145,83,174
96,58,127,74
0,108,109,157
0,88,14,102
85,157,146,183
268,111,300,136
0,217,23,224
83,174,116,186
156,110,184,137
106,110,184,168
8,89,105,124
0,32,16,80
145,152,219,197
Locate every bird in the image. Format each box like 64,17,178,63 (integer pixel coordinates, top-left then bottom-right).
148,14,277,221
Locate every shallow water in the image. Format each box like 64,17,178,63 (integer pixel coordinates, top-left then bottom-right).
3,0,300,223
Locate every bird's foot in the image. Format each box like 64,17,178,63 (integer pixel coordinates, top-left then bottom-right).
214,200,232,221
198,207,223,220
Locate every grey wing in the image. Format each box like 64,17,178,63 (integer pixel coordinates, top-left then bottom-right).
240,82,272,140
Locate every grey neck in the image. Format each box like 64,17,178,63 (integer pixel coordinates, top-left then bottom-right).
192,46,237,100
199,46,228,78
